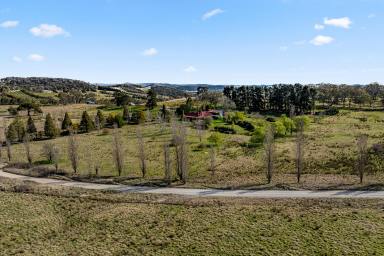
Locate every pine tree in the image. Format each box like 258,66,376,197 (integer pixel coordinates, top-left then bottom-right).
26,116,37,135
145,89,157,110
44,114,58,138
79,111,95,133
6,123,19,143
61,112,72,130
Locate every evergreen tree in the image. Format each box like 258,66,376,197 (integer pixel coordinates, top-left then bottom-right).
61,112,72,130
161,104,167,120
44,114,58,138
79,111,95,133
145,89,157,110
26,116,37,135
6,122,19,143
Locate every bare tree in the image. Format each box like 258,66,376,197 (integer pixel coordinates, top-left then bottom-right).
356,134,368,183
209,145,216,175
23,133,32,165
295,120,304,183
172,123,188,183
6,139,11,162
95,115,101,134
0,141,3,162
264,125,275,184
112,125,124,176
136,127,146,178
163,143,171,185
51,146,60,172
42,142,55,162
67,130,79,173
196,120,205,142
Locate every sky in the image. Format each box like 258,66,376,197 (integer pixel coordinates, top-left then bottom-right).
0,0,383,85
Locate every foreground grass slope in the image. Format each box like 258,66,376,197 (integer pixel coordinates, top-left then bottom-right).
0,187,383,255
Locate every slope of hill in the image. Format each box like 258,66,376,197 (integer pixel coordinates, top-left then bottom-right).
0,77,96,92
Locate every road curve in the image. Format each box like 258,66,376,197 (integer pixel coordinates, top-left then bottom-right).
1,170,384,199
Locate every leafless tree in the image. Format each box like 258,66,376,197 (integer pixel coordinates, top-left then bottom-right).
51,146,60,172
296,120,304,183
42,142,55,162
95,115,101,134
136,127,146,178
163,143,171,185
67,130,79,173
196,120,204,142
112,125,124,176
23,133,32,165
356,134,368,183
6,139,11,162
264,125,275,184
0,141,3,162
209,145,216,175
172,123,188,183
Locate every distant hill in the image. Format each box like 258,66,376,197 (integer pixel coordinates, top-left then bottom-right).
0,77,96,92
139,83,225,92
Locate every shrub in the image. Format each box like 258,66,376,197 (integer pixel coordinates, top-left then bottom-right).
293,116,310,130
114,114,124,128
250,126,266,144
225,111,246,124
203,117,213,129
266,117,276,122
324,107,339,116
214,126,236,134
279,115,295,135
236,120,255,132
273,120,286,137
207,132,223,146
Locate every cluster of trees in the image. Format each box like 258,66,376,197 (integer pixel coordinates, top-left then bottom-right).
316,83,384,108
224,84,316,115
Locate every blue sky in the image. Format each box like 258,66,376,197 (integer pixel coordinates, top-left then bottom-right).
0,0,383,84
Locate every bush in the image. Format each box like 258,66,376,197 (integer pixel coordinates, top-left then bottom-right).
266,117,276,122
273,120,286,137
207,132,223,146
324,107,339,116
293,116,311,130
250,126,266,144
214,126,236,134
279,115,295,135
236,120,255,132
225,112,246,124
203,117,213,129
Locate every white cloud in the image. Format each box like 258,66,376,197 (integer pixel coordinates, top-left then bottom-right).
202,8,224,20
184,66,197,72
368,13,376,19
324,17,352,29
310,35,334,46
28,54,45,62
314,24,325,30
142,48,158,56
12,56,22,63
279,46,288,51
30,24,69,38
0,20,19,28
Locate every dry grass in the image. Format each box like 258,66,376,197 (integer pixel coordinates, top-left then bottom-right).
2,108,384,189
0,178,383,255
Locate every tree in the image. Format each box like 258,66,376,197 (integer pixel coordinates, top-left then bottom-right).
6,139,12,162
79,111,95,133
7,118,25,142
17,101,42,116
209,145,216,175
112,126,124,176
44,114,58,138
137,128,146,178
172,122,188,183
295,120,305,183
356,134,368,183
145,88,157,110
42,142,56,162
123,105,130,122
95,110,105,130
264,125,275,183
61,112,72,130
67,130,79,173
23,133,32,165
26,116,37,135
163,143,171,185
114,92,131,106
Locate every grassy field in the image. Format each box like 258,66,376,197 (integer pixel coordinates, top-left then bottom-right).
2,103,384,189
0,178,383,255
